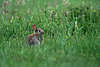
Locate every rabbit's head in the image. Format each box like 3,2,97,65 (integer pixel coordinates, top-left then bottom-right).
33,24,44,42
33,24,44,34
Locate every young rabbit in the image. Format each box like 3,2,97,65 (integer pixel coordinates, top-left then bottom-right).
27,24,44,46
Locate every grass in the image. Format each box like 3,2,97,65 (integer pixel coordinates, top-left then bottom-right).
0,0,100,67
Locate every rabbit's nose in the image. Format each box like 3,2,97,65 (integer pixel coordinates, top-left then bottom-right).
41,32,44,34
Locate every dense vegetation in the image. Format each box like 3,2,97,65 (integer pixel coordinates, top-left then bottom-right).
0,0,100,67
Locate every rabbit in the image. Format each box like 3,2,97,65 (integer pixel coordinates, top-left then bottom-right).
27,24,44,46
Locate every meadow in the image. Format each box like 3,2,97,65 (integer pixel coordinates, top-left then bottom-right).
0,0,100,67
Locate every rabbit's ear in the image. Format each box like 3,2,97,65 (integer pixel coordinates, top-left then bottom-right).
33,24,37,30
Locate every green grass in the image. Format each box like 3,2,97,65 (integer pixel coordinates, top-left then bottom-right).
0,0,100,67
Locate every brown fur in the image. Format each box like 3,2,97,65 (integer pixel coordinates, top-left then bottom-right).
27,28,44,46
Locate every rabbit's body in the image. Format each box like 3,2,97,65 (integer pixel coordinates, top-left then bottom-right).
27,33,40,45
27,25,44,46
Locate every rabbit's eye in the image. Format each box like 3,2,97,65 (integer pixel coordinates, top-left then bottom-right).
35,30,38,32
